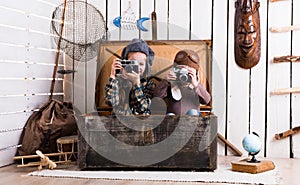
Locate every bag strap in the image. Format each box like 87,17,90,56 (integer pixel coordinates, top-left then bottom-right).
49,0,67,100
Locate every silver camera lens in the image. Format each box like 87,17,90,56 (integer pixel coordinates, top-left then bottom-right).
179,74,189,82
174,67,189,82
124,65,134,73
178,68,189,82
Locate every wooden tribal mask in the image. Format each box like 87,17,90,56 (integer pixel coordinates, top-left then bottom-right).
234,0,261,69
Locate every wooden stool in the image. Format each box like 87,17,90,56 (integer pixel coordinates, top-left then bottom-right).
56,135,78,161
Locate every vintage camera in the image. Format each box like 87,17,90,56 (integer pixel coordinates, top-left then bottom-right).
173,67,190,82
116,59,139,74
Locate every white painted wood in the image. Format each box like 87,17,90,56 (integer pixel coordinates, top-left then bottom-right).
155,0,168,40
72,58,97,114
28,15,54,34
0,131,22,150
107,0,121,40
0,95,63,114
191,0,212,40
26,31,56,50
0,46,60,67
0,0,35,12
267,1,291,158
0,113,29,131
0,63,63,79
0,63,29,78
249,0,268,157
292,0,300,158
86,58,98,113
0,45,28,60
29,0,60,18
169,0,190,40
226,0,249,156
212,0,228,156
120,0,140,40
0,130,22,167
25,94,63,110
0,4,27,28
62,54,74,102
0,80,63,95
28,80,62,95
0,148,17,167
0,80,27,95
140,0,153,40
27,49,58,64
27,63,63,78
0,27,28,45
73,60,87,114
0,97,36,113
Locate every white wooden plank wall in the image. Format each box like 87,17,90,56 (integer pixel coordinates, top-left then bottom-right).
1,0,300,167
268,0,292,158
292,0,300,158
212,0,227,156
0,0,64,167
226,0,250,157
250,0,268,158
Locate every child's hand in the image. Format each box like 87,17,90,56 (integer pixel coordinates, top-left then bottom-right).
110,59,123,79
166,69,177,81
122,71,140,86
188,67,199,87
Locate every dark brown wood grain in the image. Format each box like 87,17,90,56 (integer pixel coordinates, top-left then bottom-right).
78,114,217,171
234,0,261,69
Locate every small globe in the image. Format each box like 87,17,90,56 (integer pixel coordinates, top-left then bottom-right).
186,109,200,116
242,132,262,155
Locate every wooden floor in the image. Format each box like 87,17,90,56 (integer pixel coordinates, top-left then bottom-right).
0,155,298,185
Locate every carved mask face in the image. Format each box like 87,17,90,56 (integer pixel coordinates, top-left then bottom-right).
237,15,257,58
234,0,261,69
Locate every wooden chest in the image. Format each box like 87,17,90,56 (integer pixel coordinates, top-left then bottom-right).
78,114,217,171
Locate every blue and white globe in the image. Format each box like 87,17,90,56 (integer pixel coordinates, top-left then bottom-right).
242,132,262,155
186,109,201,116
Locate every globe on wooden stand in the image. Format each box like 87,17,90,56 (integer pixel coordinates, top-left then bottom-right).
242,132,261,163
231,132,275,174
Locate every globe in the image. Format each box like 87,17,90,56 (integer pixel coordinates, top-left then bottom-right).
186,109,201,116
242,132,262,163
242,132,262,154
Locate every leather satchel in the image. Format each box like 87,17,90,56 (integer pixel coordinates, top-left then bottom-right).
16,99,77,155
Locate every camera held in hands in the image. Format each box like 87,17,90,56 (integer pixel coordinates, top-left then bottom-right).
173,67,190,82
116,59,139,74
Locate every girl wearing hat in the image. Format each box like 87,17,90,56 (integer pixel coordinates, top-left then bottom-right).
104,38,155,115
153,49,211,115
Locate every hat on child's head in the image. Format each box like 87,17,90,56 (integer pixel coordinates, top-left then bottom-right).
174,49,200,70
121,38,155,76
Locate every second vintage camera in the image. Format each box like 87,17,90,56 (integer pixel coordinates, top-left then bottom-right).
173,67,190,82
116,59,139,74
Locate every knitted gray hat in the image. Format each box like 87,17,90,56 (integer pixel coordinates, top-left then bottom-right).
121,38,155,77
